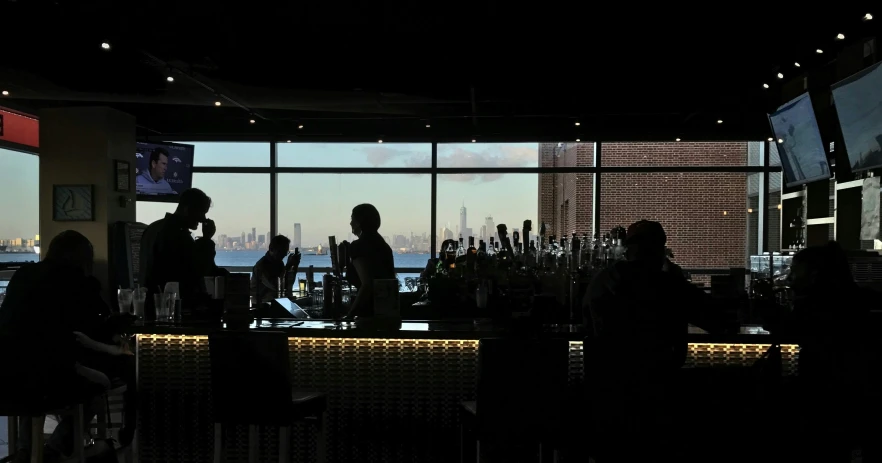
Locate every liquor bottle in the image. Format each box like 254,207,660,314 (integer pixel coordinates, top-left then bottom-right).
457,235,466,258
570,233,581,270
467,236,478,273
526,240,537,268
487,237,496,257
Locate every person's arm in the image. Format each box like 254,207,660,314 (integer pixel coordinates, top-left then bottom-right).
73,331,130,356
346,258,374,318
284,252,301,297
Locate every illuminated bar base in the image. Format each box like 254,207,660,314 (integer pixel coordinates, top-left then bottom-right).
136,334,797,463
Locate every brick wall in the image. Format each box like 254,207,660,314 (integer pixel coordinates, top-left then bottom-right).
538,142,594,239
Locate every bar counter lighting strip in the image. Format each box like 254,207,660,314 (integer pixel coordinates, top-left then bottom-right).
136,335,799,463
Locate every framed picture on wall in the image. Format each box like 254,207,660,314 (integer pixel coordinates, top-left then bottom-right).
53,184,95,222
115,160,131,192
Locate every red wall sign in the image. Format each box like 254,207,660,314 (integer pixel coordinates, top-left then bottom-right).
0,108,39,148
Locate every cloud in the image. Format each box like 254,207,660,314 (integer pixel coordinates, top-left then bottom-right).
363,146,405,167
431,144,537,183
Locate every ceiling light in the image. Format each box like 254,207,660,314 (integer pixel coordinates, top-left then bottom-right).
717,120,723,124
576,138,580,142
816,49,824,54
214,101,221,106
472,139,476,143
864,13,873,21
574,121,580,126
378,139,383,144
748,208,754,213
425,124,431,128
675,138,681,142
768,137,774,142
166,76,174,82
778,138,783,143
249,119,256,124
722,211,728,216
1,90,8,96
777,204,782,210
777,73,784,79
297,124,304,129
101,42,110,50
286,140,291,143
836,33,845,40
794,62,801,67
763,83,769,89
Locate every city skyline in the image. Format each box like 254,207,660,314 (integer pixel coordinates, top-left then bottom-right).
1,143,539,246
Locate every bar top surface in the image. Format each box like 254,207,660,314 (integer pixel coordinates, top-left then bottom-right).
131,318,787,343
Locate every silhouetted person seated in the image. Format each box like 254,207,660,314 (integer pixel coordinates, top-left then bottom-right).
345,204,395,318
0,231,135,462
140,188,226,319
250,235,301,304
767,242,871,461
583,220,726,461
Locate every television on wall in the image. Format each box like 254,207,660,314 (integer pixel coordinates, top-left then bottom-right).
768,92,831,187
831,61,882,173
135,141,194,202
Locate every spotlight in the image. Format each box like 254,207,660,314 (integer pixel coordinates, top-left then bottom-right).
101,42,110,50
777,73,784,79
816,49,824,54
167,76,174,82
836,33,845,40
763,83,769,89
214,101,221,106
864,13,873,21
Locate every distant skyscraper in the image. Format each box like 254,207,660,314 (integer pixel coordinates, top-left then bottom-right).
293,223,302,249
257,234,265,244
241,232,246,245
251,228,256,244
484,216,496,241
459,202,467,239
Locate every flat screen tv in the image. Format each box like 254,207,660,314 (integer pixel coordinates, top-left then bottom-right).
135,141,194,202
831,61,882,172
768,92,831,187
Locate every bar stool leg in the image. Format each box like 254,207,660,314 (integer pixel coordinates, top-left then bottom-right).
213,423,223,463
248,424,259,463
278,426,290,463
30,414,45,463
72,404,85,463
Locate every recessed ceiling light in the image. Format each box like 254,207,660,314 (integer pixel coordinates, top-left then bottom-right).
166,76,174,82
425,124,431,128
763,83,769,89
777,72,784,79
816,49,824,54
768,137,774,142
778,138,784,143
101,42,110,50
864,13,873,21
1,90,8,96
214,101,221,106
298,124,304,129
576,138,580,142
286,140,291,143
836,33,845,40
378,139,383,144
675,138,681,142
249,119,256,124
472,139,476,143
717,120,723,124
794,62,801,67
574,122,580,126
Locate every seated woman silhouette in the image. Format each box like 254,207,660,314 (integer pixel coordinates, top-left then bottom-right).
344,204,395,318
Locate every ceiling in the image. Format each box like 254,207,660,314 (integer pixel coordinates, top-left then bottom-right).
0,2,877,142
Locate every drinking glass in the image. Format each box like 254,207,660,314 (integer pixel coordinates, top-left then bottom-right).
162,292,177,322
133,288,148,319
299,279,307,293
117,289,134,314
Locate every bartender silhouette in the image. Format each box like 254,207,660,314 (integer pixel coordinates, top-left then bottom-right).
344,204,395,318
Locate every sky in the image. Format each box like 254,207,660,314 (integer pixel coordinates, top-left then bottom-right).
0,142,540,246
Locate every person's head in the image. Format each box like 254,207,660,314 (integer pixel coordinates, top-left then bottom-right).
45,230,94,275
268,235,291,259
149,148,169,181
350,203,381,237
174,188,212,230
623,220,667,263
789,241,854,296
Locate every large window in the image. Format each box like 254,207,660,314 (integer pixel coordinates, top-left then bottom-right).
278,143,431,168
0,148,39,263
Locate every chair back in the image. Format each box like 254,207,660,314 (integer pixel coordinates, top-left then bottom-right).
475,337,569,441
208,330,292,425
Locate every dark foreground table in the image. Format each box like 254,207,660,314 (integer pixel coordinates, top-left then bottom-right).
133,320,797,463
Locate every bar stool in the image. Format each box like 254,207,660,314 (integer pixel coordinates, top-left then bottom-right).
208,330,327,463
460,337,570,463
95,383,134,463
1,400,87,463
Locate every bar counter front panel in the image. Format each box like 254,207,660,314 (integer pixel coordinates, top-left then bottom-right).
136,322,798,463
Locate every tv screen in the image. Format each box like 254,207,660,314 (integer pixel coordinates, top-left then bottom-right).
768,92,831,187
135,141,194,202
831,61,882,172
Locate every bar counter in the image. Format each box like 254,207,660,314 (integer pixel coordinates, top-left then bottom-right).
133,320,798,463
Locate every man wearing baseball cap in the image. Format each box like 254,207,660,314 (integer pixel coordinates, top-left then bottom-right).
583,220,727,459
